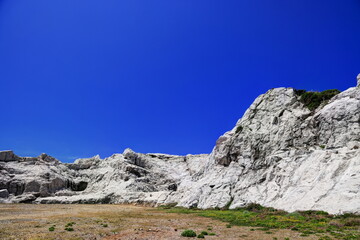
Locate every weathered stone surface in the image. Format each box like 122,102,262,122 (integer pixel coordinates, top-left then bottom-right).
0,189,9,198
0,75,359,214
0,151,19,162
24,181,41,193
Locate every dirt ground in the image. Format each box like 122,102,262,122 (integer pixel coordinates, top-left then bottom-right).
0,204,320,240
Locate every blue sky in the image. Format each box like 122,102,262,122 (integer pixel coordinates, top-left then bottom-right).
1,1,360,162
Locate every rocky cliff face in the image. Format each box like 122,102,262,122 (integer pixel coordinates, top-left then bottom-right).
1,77,359,214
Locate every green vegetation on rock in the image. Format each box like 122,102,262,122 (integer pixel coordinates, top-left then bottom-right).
294,89,340,111
235,125,243,134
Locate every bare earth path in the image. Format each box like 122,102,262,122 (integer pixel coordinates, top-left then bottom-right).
0,204,318,240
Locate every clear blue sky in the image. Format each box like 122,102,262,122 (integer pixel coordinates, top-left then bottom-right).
1,1,359,162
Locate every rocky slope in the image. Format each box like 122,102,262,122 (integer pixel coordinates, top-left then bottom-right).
1,75,359,214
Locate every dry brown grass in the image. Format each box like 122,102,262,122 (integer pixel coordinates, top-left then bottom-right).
0,204,319,240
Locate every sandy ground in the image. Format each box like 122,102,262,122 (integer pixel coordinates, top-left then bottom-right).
0,204,320,240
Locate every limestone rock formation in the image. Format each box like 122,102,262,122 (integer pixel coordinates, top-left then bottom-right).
169,83,360,214
1,75,359,214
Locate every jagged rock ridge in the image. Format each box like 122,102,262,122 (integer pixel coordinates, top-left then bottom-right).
1,76,359,214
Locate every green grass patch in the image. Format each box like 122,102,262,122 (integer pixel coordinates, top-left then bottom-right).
163,205,359,240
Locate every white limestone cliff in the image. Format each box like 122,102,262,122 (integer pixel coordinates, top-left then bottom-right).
169,84,360,214
1,75,359,214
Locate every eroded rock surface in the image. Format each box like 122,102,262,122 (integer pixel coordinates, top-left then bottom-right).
1,76,359,214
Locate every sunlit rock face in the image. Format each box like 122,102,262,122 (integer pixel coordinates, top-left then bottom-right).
1,75,359,214
170,80,360,214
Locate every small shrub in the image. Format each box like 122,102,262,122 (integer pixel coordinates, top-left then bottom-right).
226,224,232,228
320,145,326,149
209,233,216,236
48,226,55,232
200,231,208,235
65,222,75,227
296,89,340,111
181,229,197,237
235,126,243,134
294,89,307,96
65,227,74,231
197,234,205,238
101,223,108,227
207,227,212,231
244,203,265,212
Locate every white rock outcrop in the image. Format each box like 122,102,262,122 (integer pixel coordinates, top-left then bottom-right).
1,76,359,214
